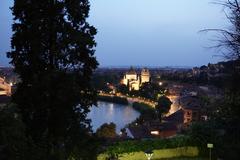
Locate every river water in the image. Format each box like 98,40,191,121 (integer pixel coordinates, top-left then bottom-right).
87,101,140,133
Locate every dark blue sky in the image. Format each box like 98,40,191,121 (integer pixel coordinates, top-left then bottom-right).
0,0,227,67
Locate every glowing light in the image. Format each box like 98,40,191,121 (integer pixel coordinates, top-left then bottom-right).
145,150,153,160
150,131,159,135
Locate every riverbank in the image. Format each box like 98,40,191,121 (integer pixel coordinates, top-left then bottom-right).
97,93,157,129
98,93,156,107
88,101,140,133
97,95,128,105
132,102,155,116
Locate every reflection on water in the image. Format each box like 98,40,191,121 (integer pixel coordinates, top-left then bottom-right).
87,101,140,133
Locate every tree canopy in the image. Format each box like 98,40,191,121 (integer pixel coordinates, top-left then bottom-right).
155,96,172,122
139,82,165,101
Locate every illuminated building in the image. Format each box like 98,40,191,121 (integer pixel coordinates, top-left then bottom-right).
122,67,150,91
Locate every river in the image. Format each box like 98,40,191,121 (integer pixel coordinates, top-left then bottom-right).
87,101,140,133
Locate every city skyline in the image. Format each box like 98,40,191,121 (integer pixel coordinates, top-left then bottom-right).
1,0,228,67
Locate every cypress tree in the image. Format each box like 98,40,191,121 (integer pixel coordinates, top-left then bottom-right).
7,0,98,159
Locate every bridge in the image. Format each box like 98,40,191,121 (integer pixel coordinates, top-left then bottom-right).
0,77,11,96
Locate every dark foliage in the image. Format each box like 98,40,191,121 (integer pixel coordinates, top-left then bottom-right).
92,73,121,92
132,102,155,115
132,102,156,124
116,84,128,95
5,0,99,159
139,82,165,101
155,96,172,122
0,105,28,160
186,122,222,158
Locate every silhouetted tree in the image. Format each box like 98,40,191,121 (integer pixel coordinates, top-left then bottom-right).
139,82,165,101
117,84,128,95
7,0,98,159
201,1,240,159
210,0,240,60
155,96,172,122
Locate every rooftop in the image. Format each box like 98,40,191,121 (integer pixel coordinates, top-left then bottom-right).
163,109,184,125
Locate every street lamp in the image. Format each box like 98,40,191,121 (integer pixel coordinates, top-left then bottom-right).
144,150,153,160
207,143,213,160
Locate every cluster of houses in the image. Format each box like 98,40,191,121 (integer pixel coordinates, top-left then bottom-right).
125,83,221,139
191,61,238,80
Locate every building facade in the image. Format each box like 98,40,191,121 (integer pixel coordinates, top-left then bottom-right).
0,77,11,96
122,68,150,91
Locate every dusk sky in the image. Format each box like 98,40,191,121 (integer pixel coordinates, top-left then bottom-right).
1,0,228,67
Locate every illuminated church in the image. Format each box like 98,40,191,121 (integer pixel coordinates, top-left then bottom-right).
122,67,150,91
